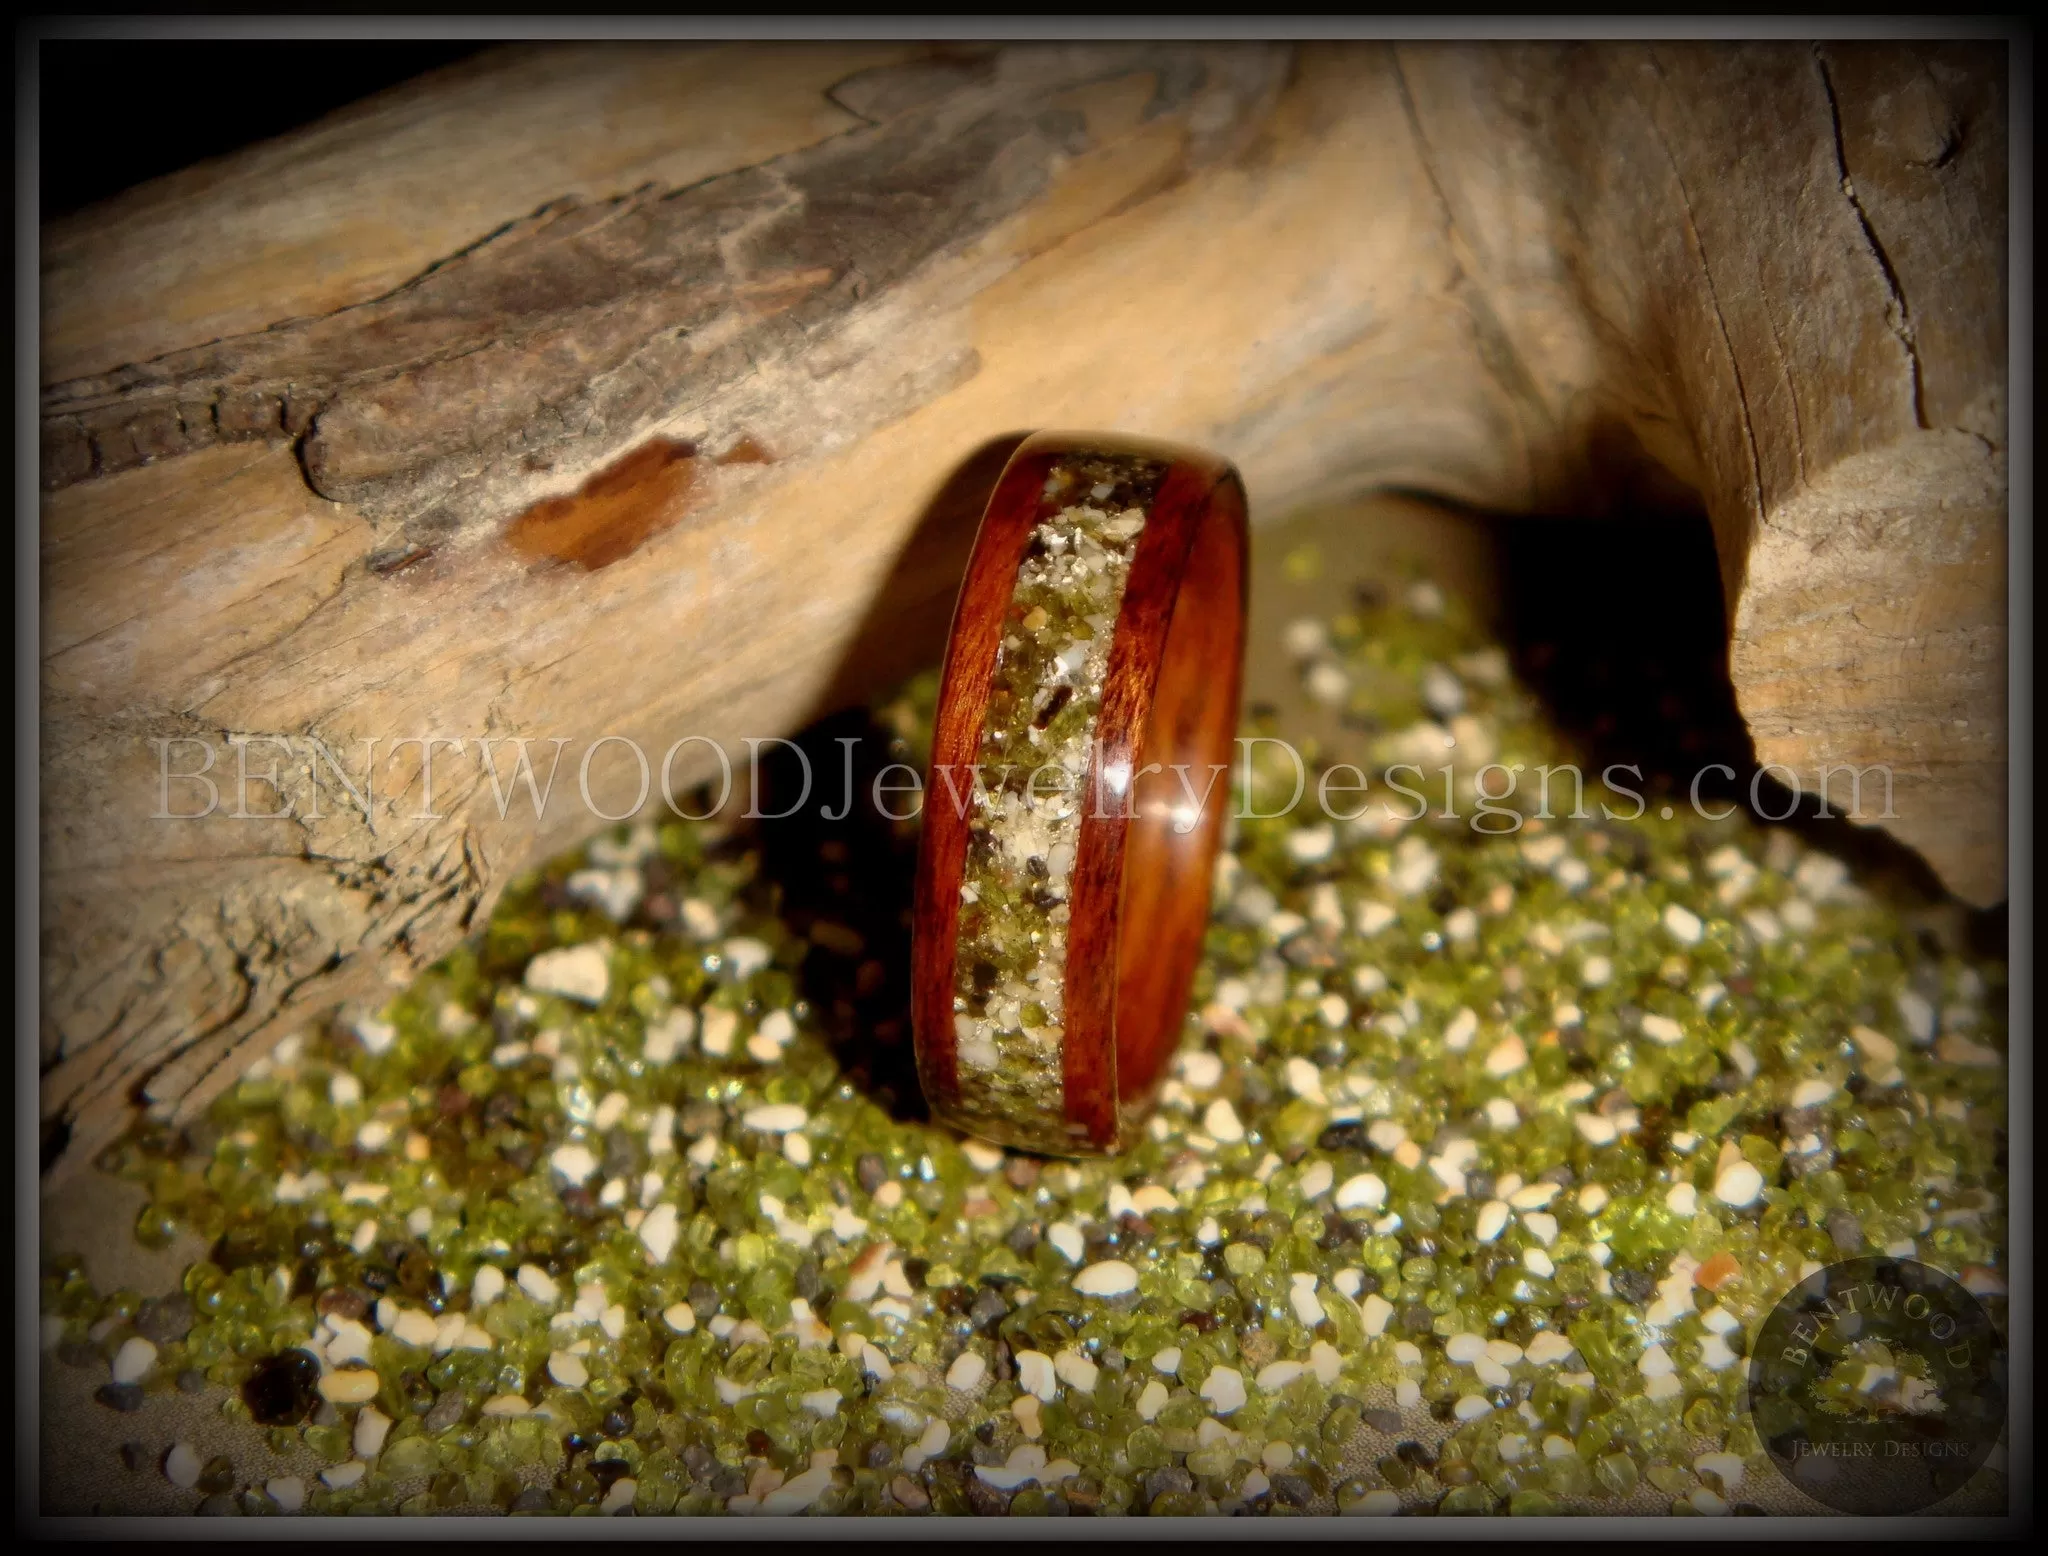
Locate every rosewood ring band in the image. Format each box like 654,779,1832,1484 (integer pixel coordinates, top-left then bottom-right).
912,431,1250,1156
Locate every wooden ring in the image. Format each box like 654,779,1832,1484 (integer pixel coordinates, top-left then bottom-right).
912,431,1250,1156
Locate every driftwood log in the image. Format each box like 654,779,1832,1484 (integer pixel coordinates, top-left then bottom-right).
39,40,2007,1178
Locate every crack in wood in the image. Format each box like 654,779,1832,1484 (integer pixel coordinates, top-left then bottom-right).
1814,44,1931,432
1634,51,1768,531
1388,48,1588,511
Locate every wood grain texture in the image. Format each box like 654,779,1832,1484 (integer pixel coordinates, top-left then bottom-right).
39,39,2007,1177
1111,462,1248,1129
910,444,1062,1132
1062,446,1246,1152
40,42,928,384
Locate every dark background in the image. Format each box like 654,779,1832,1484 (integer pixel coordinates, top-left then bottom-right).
38,41,486,220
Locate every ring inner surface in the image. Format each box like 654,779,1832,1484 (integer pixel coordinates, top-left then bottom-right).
1117,484,1246,1123
942,452,1169,1153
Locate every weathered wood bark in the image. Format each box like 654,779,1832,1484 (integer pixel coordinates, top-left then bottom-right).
39,40,2007,1177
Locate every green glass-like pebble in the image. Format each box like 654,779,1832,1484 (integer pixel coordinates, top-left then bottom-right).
1439,1485,1496,1515
1124,1427,1171,1470
305,1425,352,1462
1544,1456,1591,1498
135,1205,180,1250
1594,1453,1639,1497
382,1438,437,1479
1645,1464,1689,1496
1682,1396,1725,1438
